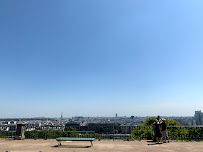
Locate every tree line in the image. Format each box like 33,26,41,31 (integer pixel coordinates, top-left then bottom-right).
130,117,203,141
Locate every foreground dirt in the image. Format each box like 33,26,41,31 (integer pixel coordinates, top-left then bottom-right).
0,139,203,152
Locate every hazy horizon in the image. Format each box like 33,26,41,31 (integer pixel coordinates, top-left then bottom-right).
0,114,196,119
0,0,203,118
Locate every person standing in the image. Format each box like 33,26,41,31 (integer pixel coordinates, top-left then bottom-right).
162,118,169,143
156,115,162,123
155,116,163,144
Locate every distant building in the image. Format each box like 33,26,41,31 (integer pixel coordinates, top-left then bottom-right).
61,112,63,120
192,120,196,126
130,116,135,119
9,125,17,131
120,123,137,134
74,116,84,119
25,122,41,131
194,110,203,125
10,121,17,125
65,121,80,130
0,124,16,131
65,122,115,133
88,123,114,133
80,122,88,131
2,121,10,125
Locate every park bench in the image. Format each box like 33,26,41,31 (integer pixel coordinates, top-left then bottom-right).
56,137,95,147
56,131,95,147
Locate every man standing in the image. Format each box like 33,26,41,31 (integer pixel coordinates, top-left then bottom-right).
162,118,169,143
155,116,163,144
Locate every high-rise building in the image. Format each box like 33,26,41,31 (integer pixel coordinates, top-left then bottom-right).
194,110,203,125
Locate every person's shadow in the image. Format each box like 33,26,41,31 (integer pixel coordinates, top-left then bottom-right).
147,140,157,146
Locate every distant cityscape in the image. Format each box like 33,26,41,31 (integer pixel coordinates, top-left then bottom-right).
0,110,202,134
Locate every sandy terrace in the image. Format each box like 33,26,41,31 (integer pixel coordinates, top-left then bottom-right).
0,139,203,152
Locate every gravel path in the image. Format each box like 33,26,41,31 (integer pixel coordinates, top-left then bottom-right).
0,139,203,152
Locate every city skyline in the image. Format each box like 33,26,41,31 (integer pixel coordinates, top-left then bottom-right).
1,0,203,118
0,110,201,119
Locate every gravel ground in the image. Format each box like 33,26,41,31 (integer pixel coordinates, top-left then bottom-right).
0,139,203,152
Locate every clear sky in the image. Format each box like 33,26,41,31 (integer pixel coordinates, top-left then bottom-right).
0,0,203,118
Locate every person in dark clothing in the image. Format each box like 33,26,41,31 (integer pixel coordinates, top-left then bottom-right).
155,121,162,144
161,118,169,143
154,116,163,144
156,115,161,122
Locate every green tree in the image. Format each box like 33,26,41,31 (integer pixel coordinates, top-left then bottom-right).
63,127,79,137
64,126,77,131
130,117,189,140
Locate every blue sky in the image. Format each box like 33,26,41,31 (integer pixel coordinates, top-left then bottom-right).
0,0,203,118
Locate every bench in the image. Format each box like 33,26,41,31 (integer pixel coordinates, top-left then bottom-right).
56,137,95,147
